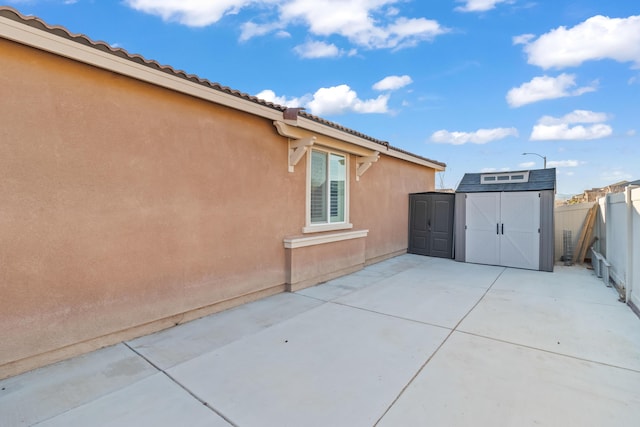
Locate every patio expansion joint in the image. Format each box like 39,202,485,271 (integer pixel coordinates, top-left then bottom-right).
454,330,640,375
122,342,239,427
327,299,453,331
373,266,508,426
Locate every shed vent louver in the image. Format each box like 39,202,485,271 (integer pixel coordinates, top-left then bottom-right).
481,171,530,184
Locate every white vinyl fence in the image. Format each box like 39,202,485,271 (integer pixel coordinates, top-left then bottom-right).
595,187,640,311
627,187,640,310
554,186,640,312
604,192,628,287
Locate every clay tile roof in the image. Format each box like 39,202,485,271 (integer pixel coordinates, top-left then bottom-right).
0,6,445,169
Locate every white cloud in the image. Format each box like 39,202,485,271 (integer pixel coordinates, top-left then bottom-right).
126,1,449,49
430,127,519,145
601,169,632,183
530,124,612,140
626,129,637,136
275,30,291,38
124,0,257,27
372,75,413,91
280,2,449,49
538,110,609,125
520,15,640,69
506,73,597,107
255,89,309,108
530,110,613,141
455,0,512,12
257,84,389,115
306,85,389,115
519,161,536,168
513,33,535,45
240,21,285,42
293,41,343,58
547,160,580,167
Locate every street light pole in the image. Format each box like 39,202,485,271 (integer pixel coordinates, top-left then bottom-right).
522,152,547,169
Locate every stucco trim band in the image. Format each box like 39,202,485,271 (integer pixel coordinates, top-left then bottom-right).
283,229,369,249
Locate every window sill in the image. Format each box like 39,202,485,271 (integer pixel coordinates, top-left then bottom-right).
284,229,368,249
302,222,353,234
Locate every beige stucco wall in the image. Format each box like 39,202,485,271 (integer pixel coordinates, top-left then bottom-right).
0,38,436,378
286,236,367,292
352,153,435,262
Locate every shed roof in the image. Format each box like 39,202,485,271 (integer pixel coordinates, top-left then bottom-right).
456,168,556,193
0,6,445,170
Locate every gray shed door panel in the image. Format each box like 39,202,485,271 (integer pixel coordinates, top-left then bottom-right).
410,198,430,255
409,193,454,258
465,191,540,270
431,199,454,257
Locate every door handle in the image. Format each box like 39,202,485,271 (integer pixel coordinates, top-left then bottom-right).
496,223,499,235
502,224,504,234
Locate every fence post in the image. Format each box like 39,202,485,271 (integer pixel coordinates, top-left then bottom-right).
627,186,638,304
605,194,611,262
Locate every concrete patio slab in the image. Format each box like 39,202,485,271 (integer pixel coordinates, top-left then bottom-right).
410,256,507,290
333,262,504,328
296,270,387,301
2,254,639,427
36,373,230,427
167,301,449,427
129,292,323,370
0,344,156,426
377,331,640,426
458,287,640,370
490,266,622,305
296,254,427,301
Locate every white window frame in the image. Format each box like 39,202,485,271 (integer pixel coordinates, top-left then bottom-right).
303,147,353,233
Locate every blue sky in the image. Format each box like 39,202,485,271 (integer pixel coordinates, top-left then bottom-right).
6,0,639,195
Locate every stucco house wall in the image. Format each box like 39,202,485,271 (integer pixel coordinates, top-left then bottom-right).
353,154,435,263
0,7,444,379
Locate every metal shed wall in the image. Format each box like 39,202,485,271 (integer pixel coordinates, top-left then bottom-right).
539,190,555,271
454,193,466,262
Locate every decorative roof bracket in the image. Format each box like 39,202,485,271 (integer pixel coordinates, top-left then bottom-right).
356,151,380,181
289,136,315,172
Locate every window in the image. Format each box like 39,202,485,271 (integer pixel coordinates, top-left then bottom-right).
306,148,350,232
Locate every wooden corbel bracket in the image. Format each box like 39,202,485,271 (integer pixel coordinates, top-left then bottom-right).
356,151,380,181
289,136,316,172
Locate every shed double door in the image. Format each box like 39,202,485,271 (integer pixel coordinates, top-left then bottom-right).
465,191,540,270
409,193,454,258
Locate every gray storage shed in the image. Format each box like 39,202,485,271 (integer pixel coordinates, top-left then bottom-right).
455,168,556,271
